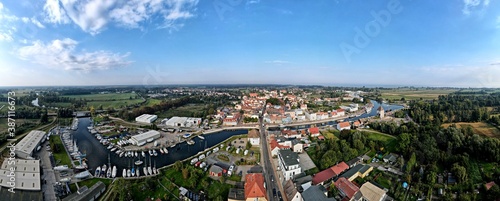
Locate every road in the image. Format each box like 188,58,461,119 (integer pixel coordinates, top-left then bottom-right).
259,107,283,201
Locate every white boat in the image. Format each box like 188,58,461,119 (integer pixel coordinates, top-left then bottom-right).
101,165,107,177
134,152,138,157
163,148,168,154
137,169,140,177
107,145,113,149
159,148,164,154
131,168,135,177
187,140,195,145
36,146,41,151
198,135,205,140
146,138,154,143
111,147,117,152
94,166,101,177
74,170,91,179
153,167,157,175
119,152,124,157
135,160,143,166
127,169,131,177
149,150,153,156
182,133,192,138
123,169,127,178
106,167,112,178
153,150,158,156
148,166,152,175
143,167,148,176
141,151,146,157
154,141,158,147
60,177,71,183
170,144,176,148
112,166,117,178
54,165,69,171
137,141,146,146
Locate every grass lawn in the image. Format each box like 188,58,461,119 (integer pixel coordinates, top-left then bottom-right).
363,131,397,152
374,173,392,189
144,98,164,107
379,88,457,101
61,93,144,109
442,122,500,138
227,174,242,182
50,135,73,168
321,130,337,140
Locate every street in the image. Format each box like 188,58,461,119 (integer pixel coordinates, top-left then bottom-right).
259,107,283,201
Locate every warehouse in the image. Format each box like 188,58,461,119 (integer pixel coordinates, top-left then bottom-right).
0,159,41,191
165,116,202,128
130,130,160,146
135,114,158,124
14,130,46,159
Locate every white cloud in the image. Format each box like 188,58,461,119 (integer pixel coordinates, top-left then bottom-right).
265,60,291,64
17,38,132,71
246,0,260,5
43,0,199,35
462,0,489,15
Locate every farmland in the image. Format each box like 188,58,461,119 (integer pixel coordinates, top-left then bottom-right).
61,93,144,109
379,88,457,101
442,122,500,138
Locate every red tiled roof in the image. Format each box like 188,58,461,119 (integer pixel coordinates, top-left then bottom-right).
338,122,350,128
270,140,290,150
337,109,345,113
245,173,267,199
331,162,349,175
309,127,320,134
312,168,336,185
317,135,325,140
334,177,359,199
485,181,496,190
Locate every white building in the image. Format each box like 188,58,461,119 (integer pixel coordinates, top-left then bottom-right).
305,112,316,121
278,149,302,181
165,116,201,127
130,130,160,146
15,130,46,159
135,114,158,124
248,129,260,146
0,159,41,191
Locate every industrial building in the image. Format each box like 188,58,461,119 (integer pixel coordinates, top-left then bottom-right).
14,130,46,159
164,116,201,128
130,130,160,146
0,159,41,191
135,114,158,124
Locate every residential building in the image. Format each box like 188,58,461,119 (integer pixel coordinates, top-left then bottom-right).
353,182,389,201
337,122,351,131
284,179,302,201
291,140,303,153
245,173,267,201
223,117,239,126
248,129,260,146
305,112,316,121
302,185,336,201
270,139,291,157
340,164,373,182
282,130,301,139
334,177,359,200
346,157,363,168
14,130,46,159
316,112,329,120
308,127,320,137
278,149,302,181
336,109,346,116
210,165,223,177
382,153,398,164
312,162,349,185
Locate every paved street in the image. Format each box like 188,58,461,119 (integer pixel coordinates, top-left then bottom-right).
36,140,58,201
259,107,283,201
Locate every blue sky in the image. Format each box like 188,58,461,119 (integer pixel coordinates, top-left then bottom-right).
0,0,499,87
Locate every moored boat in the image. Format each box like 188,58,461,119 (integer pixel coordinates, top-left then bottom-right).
74,170,90,179
112,166,117,178
94,166,101,177
123,169,127,178
135,160,143,166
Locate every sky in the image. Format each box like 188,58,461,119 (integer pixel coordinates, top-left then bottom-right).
0,0,499,87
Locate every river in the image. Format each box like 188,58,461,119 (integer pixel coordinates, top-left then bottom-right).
72,118,248,177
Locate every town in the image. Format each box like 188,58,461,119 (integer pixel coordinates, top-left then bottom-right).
0,86,499,201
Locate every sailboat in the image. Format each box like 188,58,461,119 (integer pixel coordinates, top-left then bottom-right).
127,169,131,177
147,158,152,175
101,164,107,177
131,166,135,177
159,148,164,154
142,155,148,176
163,147,168,154
136,167,140,177
111,166,117,178
141,151,146,158
153,160,157,175
106,154,112,178
94,166,101,177
153,149,157,156
134,152,138,157
122,169,127,178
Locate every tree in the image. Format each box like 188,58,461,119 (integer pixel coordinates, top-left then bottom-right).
320,150,338,169
40,110,49,123
406,152,417,175
451,163,467,183
173,161,183,171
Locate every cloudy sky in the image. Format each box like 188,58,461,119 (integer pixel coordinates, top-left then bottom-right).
0,0,499,87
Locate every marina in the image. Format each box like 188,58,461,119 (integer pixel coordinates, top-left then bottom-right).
69,117,248,178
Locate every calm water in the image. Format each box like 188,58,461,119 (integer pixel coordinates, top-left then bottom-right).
72,118,248,177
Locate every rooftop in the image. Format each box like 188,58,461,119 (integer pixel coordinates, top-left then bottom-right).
0,159,41,191
331,162,349,175
279,149,300,166
63,181,106,201
338,122,350,128
14,130,45,156
358,182,386,201
302,185,336,201
228,188,245,200
308,127,320,134
244,173,266,199
248,129,260,138
284,179,299,201
334,177,359,199
130,130,160,143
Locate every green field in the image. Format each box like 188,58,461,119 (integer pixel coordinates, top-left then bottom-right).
380,88,457,101
363,131,397,152
144,98,164,107
61,93,144,109
49,135,73,168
